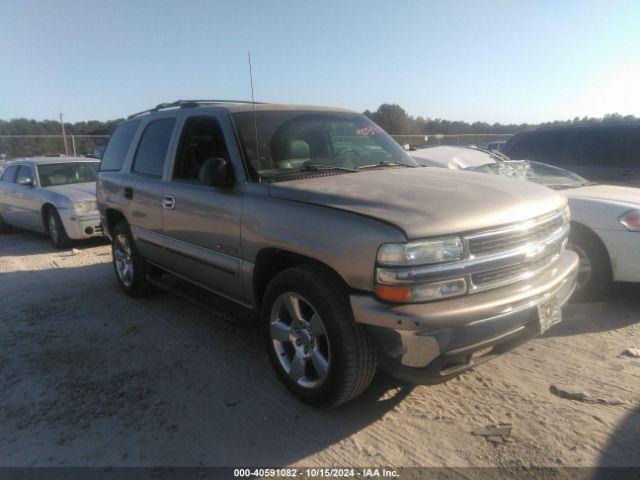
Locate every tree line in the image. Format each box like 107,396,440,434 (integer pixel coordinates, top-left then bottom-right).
0,118,123,159
364,104,640,136
1,106,639,158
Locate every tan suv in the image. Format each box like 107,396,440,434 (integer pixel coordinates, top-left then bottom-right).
97,100,578,406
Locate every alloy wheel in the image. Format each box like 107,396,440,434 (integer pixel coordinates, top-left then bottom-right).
113,233,134,287
48,213,59,245
570,243,592,291
269,292,331,389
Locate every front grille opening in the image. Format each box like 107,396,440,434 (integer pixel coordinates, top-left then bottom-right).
471,250,558,287
467,214,564,257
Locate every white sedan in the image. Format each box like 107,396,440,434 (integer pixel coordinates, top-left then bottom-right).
412,146,640,299
0,157,103,248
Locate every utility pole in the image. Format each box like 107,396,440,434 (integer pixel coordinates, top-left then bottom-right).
59,113,69,156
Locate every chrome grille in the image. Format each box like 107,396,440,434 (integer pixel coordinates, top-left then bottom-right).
471,247,561,289
466,211,565,258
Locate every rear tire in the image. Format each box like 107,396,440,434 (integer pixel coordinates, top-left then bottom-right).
261,265,377,407
47,208,71,249
0,210,12,234
111,221,155,297
568,224,611,301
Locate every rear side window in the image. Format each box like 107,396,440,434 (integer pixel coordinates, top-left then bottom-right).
1,165,19,182
506,131,567,165
100,121,140,172
131,118,176,178
566,126,640,167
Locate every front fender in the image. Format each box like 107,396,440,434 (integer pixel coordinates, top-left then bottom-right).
240,184,406,292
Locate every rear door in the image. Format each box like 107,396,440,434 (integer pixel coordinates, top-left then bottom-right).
160,114,244,301
12,165,42,230
122,117,177,264
0,165,19,222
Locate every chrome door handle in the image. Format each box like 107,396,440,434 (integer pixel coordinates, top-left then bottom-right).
162,195,176,209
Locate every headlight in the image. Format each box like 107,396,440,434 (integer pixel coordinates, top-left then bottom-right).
619,210,640,231
375,278,467,303
377,237,464,266
74,200,97,214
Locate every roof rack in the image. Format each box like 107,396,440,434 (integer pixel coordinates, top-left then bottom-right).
127,99,265,119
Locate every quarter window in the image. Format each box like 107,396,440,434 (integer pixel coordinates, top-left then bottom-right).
132,118,176,178
100,120,140,172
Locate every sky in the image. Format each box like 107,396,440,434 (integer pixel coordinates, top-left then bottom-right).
1,0,639,124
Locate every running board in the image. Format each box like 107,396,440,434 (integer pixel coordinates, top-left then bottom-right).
146,273,257,328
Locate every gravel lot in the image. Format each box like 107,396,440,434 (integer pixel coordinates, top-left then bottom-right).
1,230,639,468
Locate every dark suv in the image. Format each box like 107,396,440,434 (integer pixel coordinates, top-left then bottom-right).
503,123,640,186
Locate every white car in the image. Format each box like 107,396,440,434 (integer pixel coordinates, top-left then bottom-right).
0,157,103,248
413,146,640,299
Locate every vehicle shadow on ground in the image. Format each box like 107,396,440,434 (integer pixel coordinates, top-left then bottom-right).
0,263,414,466
547,283,640,338
594,401,640,473
0,230,108,256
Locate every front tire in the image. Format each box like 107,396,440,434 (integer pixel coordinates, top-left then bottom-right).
0,210,12,234
261,265,377,407
111,221,154,297
568,225,611,301
47,208,71,249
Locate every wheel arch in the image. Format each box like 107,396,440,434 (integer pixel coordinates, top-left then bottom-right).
104,208,128,238
41,203,56,231
252,248,351,309
569,220,613,273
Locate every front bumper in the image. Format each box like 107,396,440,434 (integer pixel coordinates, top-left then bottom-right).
60,211,104,240
350,250,579,384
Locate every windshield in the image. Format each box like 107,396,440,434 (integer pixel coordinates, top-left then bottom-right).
38,162,99,187
231,111,418,180
470,160,590,189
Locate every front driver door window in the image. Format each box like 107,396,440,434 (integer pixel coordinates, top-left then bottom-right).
161,115,244,301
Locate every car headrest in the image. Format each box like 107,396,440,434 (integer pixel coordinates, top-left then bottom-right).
284,139,310,159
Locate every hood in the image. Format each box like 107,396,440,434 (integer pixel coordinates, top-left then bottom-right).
562,184,640,208
268,168,565,239
43,182,97,201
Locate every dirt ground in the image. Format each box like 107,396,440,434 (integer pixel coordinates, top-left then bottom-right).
1,230,639,468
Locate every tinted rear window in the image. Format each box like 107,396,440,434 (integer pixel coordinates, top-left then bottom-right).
505,131,567,164
565,126,640,167
131,118,176,178
100,121,140,172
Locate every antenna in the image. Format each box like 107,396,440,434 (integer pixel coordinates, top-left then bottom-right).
248,51,261,181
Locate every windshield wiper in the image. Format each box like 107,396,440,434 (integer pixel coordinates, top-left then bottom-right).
301,164,356,172
357,161,416,170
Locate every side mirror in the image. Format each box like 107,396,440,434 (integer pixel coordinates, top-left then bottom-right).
18,177,34,186
199,157,232,187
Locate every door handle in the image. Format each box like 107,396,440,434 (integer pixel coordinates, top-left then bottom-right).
620,170,637,176
123,186,134,199
162,195,176,210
